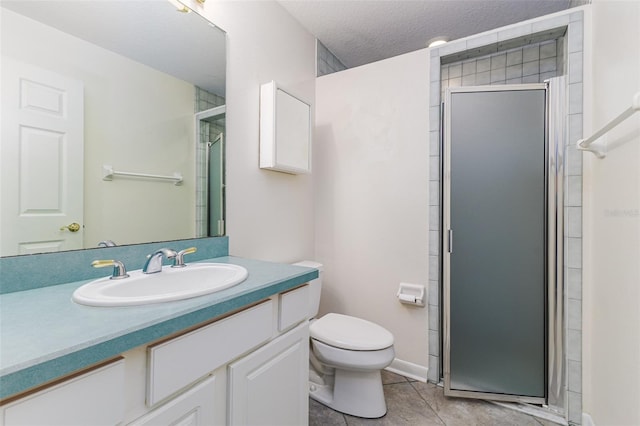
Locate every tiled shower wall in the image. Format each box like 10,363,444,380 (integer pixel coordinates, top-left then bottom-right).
428,10,585,425
195,87,225,237
440,38,564,95
317,40,347,77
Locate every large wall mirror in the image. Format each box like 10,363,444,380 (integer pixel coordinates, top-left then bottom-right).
1,0,226,257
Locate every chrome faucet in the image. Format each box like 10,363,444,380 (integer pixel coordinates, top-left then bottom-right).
143,248,177,274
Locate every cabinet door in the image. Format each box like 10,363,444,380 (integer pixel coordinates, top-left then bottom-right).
128,375,221,426
228,323,309,426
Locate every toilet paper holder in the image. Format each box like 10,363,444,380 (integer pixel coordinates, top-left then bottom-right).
396,283,425,307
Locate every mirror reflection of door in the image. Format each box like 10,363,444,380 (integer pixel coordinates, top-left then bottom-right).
196,105,226,238
1,58,84,256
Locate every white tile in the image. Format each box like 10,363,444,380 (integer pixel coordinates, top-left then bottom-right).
567,267,582,300
523,45,539,62
439,40,468,57
430,131,440,156
449,63,462,78
506,49,523,66
568,360,582,392
429,181,440,206
567,206,582,238
429,255,440,281
568,329,582,362
462,74,476,86
568,51,583,84
569,113,583,145
506,64,523,80
430,57,441,82
429,231,440,256
428,355,439,381
429,157,440,181
540,57,557,73
429,280,440,306
441,66,449,80
491,53,506,70
476,71,491,85
428,305,439,333
568,391,583,424
569,82,583,115
539,41,557,59
497,23,533,41
522,60,539,77
566,144,583,176
506,77,522,85
567,237,582,269
531,14,570,33
430,81,441,106
490,68,505,83
477,57,491,73
466,32,498,50
429,205,440,230
429,330,439,355
448,77,462,88
461,61,476,76
430,106,441,129
568,20,584,53
569,299,582,331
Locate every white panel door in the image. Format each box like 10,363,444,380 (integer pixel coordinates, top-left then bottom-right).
1,57,84,255
228,323,309,426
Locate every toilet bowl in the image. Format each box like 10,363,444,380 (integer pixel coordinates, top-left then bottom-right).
293,261,395,419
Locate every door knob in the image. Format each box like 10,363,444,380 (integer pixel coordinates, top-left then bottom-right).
60,222,81,232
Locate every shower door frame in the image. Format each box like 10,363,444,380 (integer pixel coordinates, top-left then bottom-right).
442,83,561,405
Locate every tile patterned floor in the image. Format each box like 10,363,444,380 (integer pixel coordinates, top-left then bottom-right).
309,371,559,426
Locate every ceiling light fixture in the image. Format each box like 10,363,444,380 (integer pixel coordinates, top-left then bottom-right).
167,0,189,13
427,37,449,48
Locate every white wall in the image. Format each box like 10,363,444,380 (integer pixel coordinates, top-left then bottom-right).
191,0,317,263
1,9,196,247
583,1,640,424
314,51,431,371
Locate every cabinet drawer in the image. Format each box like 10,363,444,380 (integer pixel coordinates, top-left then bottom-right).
147,300,273,406
279,285,309,332
1,359,125,426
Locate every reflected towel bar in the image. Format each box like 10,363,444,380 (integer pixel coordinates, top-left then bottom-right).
102,164,183,185
577,91,640,158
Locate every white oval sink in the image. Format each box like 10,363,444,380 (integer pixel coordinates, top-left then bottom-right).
73,263,248,307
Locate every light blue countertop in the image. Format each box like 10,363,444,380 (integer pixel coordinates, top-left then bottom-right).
0,256,318,399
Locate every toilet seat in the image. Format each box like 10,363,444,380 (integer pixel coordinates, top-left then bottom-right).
310,313,394,351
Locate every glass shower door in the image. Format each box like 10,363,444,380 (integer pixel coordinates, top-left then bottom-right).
443,85,547,403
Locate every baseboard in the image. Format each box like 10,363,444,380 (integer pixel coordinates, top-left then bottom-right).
582,413,595,426
385,358,428,382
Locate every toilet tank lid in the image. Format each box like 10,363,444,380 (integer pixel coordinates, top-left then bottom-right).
292,260,323,271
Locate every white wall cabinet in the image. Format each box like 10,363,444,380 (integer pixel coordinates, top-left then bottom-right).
0,286,310,426
228,322,309,426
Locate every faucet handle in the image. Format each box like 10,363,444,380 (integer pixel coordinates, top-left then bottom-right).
173,247,197,268
92,259,129,280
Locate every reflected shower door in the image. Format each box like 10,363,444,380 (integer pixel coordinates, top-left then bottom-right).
443,85,547,403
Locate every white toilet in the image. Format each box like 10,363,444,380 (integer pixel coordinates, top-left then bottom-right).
293,261,395,419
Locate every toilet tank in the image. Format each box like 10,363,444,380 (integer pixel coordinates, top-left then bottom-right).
292,260,322,319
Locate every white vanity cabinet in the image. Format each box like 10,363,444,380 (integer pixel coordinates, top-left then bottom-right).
1,285,311,426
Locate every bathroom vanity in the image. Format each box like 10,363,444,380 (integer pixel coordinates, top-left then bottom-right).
0,256,316,425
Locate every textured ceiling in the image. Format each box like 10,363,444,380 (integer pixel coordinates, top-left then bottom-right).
279,0,582,68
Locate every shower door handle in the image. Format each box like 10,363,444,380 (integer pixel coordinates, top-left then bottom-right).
448,229,453,253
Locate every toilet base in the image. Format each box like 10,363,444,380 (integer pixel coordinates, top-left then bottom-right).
309,368,387,418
